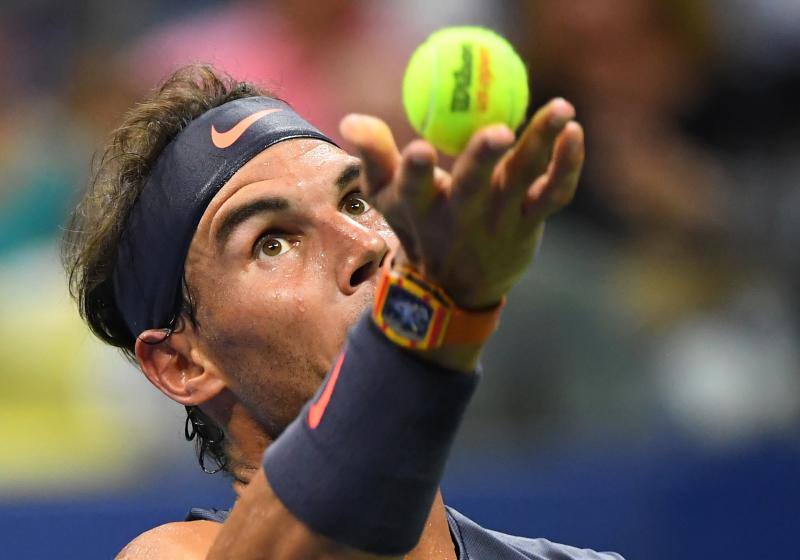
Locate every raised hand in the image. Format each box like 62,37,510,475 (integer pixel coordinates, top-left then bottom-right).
340,98,584,310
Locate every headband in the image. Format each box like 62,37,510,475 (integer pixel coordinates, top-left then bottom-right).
112,96,337,337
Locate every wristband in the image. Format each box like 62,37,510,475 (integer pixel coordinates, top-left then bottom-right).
262,312,479,555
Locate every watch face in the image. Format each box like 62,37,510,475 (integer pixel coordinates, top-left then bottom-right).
383,284,433,341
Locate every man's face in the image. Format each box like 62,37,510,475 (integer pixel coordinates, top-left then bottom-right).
184,138,396,434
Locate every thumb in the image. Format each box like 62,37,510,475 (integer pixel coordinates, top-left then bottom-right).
339,114,401,196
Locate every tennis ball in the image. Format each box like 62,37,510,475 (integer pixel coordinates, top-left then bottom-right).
403,26,529,156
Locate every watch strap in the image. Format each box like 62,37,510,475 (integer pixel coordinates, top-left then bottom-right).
444,299,505,345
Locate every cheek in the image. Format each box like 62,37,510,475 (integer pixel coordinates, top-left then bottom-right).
196,276,333,427
195,236,376,385
199,262,344,369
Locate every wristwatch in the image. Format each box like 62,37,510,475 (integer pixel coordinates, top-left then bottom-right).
372,265,504,350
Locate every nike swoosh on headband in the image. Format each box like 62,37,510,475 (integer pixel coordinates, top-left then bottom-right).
211,108,283,148
307,350,347,429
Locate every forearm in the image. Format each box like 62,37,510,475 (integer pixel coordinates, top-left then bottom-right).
207,469,396,560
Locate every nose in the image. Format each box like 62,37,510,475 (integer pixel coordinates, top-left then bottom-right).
333,219,390,296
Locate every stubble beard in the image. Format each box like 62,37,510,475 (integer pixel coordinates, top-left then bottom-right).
226,289,374,440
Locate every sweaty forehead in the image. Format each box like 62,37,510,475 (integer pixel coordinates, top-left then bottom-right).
195,138,358,240
217,139,350,201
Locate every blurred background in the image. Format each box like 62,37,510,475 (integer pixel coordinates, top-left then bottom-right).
1,0,799,558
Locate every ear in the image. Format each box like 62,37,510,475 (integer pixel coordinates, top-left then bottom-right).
135,326,226,406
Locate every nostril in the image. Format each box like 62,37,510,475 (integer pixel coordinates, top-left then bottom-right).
350,262,374,288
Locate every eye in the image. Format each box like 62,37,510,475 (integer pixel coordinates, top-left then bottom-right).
341,192,371,217
255,235,292,259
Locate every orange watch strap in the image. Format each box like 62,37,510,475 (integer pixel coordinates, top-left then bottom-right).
442,297,505,346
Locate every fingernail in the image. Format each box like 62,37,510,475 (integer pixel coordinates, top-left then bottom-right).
409,152,432,167
486,125,515,150
563,122,584,156
339,114,366,136
549,112,570,129
548,98,574,129
339,116,357,137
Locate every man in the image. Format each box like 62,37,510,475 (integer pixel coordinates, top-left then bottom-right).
63,64,622,559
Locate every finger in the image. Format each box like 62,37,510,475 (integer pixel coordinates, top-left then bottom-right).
433,166,453,198
339,114,401,196
386,220,422,266
396,139,439,211
502,98,575,192
523,121,585,221
367,140,437,267
450,124,515,201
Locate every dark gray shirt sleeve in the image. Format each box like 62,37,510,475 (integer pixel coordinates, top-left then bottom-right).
447,507,625,560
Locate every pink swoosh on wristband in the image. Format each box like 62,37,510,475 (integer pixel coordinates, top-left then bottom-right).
307,351,346,429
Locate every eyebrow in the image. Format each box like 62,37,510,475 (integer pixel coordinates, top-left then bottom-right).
215,197,290,247
215,163,361,248
336,162,361,192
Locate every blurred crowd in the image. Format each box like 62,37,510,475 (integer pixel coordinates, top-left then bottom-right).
472,0,800,451
1,0,799,519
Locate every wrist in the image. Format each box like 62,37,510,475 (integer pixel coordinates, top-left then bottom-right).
392,255,508,311
446,289,508,312
404,342,483,373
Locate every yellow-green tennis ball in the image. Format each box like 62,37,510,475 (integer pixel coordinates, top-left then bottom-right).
403,26,529,156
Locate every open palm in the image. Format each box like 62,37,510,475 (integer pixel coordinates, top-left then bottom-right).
340,98,584,309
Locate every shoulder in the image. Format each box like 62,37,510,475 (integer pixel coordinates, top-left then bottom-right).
446,507,625,560
115,520,221,560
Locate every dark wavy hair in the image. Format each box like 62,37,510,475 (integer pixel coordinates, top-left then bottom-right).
62,64,275,474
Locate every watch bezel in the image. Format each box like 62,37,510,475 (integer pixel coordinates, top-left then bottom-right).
373,268,453,349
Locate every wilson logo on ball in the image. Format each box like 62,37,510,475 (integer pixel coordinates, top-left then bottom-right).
451,43,493,114
451,44,473,112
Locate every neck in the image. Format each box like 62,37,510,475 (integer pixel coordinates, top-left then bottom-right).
220,406,457,559
406,492,458,560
